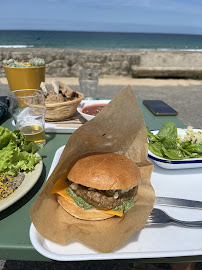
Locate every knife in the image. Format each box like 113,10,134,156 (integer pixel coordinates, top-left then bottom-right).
155,196,202,209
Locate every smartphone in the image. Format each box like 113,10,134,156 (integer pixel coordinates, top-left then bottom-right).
143,100,178,116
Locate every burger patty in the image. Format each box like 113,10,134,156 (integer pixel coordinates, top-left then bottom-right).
71,183,137,210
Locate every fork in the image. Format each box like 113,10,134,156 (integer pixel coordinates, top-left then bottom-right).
146,208,202,227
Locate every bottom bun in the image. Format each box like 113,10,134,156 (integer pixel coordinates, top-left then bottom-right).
57,195,115,221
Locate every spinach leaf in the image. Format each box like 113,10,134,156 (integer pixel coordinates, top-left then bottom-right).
157,122,177,141
146,127,158,142
180,141,192,149
162,146,184,160
162,139,177,150
148,142,164,157
186,144,202,154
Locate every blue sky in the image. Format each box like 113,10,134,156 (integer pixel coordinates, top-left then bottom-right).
1,0,202,34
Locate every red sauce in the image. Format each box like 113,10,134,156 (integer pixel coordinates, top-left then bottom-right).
82,103,107,116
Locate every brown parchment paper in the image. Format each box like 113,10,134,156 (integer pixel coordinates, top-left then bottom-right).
30,85,155,253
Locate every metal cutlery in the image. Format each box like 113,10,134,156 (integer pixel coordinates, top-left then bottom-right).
155,196,202,209
147,208,202,227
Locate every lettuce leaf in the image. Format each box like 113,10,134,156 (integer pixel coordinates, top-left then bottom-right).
0,127,41,176
0,126,17,150
13,130,41,153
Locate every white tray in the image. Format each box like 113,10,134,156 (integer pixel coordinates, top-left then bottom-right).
45,122,79,133
12,120,80,134
30,146,202,261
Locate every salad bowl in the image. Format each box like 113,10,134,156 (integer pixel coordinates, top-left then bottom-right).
148,128,202,169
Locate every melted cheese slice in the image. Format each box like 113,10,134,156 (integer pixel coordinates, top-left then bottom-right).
51,174,123,217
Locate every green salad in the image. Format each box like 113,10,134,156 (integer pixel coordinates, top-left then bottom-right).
147,122,202,160
0,126,41,176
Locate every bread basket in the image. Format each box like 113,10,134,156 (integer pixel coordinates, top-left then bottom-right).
41,80,84,122
45,91,84,122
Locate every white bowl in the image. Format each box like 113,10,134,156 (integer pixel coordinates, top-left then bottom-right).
148,128,202,169
77,99,111,121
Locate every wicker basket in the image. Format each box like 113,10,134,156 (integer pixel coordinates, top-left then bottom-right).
45,91,84,122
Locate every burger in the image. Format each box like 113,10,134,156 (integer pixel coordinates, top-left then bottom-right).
53,152,141,221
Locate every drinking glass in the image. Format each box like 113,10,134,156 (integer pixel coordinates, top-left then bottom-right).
9,89,46,146
79,69,99,100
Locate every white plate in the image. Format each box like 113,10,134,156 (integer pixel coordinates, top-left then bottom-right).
77,99,111,121
30,146,202,261
148,128,202,169
0,153,43,212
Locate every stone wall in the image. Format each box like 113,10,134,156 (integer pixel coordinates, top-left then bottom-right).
0,48,140,78
1,48,202,78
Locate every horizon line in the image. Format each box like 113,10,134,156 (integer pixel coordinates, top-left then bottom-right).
0,29,202,36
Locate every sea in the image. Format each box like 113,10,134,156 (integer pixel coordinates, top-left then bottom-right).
0,30,202,50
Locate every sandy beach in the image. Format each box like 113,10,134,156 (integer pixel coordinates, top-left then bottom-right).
1,76,202,87
46,77,202,87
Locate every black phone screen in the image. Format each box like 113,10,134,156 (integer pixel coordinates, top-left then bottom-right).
143,100,178,116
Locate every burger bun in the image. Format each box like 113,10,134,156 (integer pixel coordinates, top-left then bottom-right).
57,195,114,221
67,152,141,190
